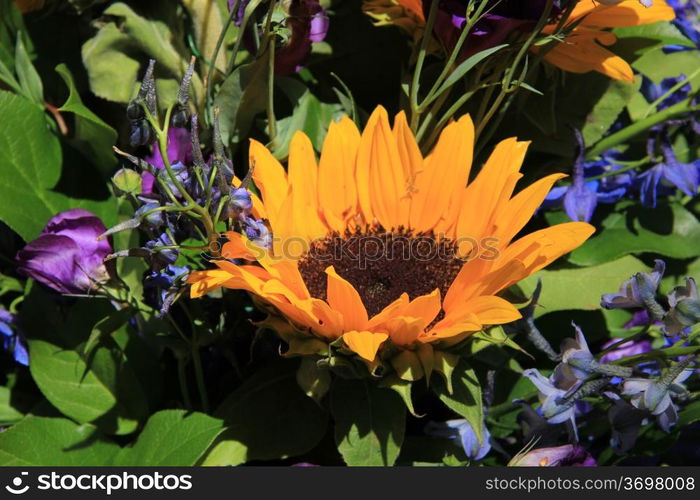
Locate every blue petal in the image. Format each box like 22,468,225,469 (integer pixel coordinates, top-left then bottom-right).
662,161,699,197
563,183,598,222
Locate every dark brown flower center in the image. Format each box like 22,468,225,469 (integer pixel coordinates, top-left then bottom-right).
298,227,465,318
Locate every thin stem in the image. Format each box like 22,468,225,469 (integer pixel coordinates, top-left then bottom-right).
409,0,440,131
586,102,700,158
205,0,240,122
178,357,193,410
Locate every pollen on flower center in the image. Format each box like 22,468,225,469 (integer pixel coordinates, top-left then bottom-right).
297,226,465,317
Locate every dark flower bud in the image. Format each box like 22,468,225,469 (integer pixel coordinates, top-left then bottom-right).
135,203,166,230
130,120,154,147
126,100,145,121
171,104,190,129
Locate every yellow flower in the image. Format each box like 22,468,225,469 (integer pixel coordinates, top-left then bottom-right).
187,107,593,363
362,0,676,82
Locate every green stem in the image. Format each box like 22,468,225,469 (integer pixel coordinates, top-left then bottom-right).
205,0,239,122
178,357,193,410
409,0,440,132
586,102,700,159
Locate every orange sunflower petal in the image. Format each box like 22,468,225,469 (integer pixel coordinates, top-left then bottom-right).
343,330,388,361
318,116,361,231
325,266,369,331
288,131,327,241
249,139,288,230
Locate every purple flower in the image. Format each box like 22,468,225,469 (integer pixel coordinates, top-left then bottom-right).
542,137,633,221
144,264,189,316
638,135,700,208
665,0,700,52
0,308,28,366
425,419,491,461
275,0,329,75
509,444,597,467
622,366,693,432
601,259,665,310
664,277,700,335
600,338,653,364
641,75,692,111
142,127,193,195
523,369,578,431
427,0,561,60
16,209,113,294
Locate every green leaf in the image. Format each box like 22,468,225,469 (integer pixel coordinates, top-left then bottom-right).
568,203,700,266
433,44,508,99
518,256,650,317
273,85,342,159
204,359,328,465
55,64,118,177
14,34,43,105
331,378,405,466
0,0,30,73
0,91,116,241
582,78,639,147
0,415,119,466
431,361,483,444
0,386,24,426
22,292,148,435
113,410,225,466
214,55,269,145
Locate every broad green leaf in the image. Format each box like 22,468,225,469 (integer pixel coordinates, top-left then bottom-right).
615,22,696,54
205,359,328,465
14,34,43,105
273,86,342,159
81,23,141,103
22,292,148,435
568,203,700,266
583,77,639,146
181,0,227,71
215,54,269,145
518,256,650,317
113,410,225,466
0,386,24,425
431,361,483,444
55,64,118,177
0,91,116,241
0,415,119,466
331,378,405,466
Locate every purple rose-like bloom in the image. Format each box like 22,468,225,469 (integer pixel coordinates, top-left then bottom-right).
0,308,28,366
510,444,597,467
276,0,330,75
426,0,561,60
16,209,113,294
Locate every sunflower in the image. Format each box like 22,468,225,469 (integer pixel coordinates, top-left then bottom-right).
187,107,594,365
362,0,676,82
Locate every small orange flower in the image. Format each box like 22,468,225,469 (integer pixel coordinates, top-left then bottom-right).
363,0,676,82
187,107,594,363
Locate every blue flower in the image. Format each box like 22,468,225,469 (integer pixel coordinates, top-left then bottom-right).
665,0,700,52
0,308,28,366
144,264,190,316
638,135,699,208
641,74,692,111
424,419,491,461
542,133,633,221
601,259,665,310
523,369,578,430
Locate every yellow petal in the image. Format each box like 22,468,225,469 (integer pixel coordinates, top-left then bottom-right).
288,131,328,241
343,330,388,361
463,296,522,325
250,139,288,231
579,0,676,27
410,114,474,232
325,266,369,331
356,106,410,228
318,116,361,231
